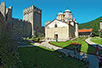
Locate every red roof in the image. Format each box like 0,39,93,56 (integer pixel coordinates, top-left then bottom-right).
78,28,92,32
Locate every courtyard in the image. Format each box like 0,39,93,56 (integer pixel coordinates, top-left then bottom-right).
17,46,87,68
17,37,102,68
50,37,102,55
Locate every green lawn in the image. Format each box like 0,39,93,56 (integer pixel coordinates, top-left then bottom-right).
50,37,102,55
17,46,87,68
90,37,102,45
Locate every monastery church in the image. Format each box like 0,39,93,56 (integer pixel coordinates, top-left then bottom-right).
45,9,78,41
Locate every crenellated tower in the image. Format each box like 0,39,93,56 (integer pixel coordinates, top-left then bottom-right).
6,6,12,21
0,2,6,22
23,5,42,36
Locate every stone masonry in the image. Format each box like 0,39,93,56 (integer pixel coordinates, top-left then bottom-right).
0,2,44,39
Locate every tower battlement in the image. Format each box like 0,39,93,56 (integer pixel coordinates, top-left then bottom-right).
23,5,42,36
23,5,41,15
0,2,43,38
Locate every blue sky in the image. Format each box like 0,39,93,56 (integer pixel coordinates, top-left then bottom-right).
0,0,102,26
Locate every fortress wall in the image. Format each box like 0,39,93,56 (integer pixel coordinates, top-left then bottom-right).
23,5,42,36
0,12,4,36
6,6,12,21
33,6,42,29
0,2,43,39
8,18,32,39
34,11,41,29
23,6,33,22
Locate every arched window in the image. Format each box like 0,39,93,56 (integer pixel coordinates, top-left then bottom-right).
55,24,57,28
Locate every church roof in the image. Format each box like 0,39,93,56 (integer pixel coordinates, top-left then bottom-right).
45,19,67,27
79,28,92,32
45,19,77,27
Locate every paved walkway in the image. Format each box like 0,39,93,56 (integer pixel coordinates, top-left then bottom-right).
18,39,100,68
85,37,102,49
18,45,35,48
85,37,97,45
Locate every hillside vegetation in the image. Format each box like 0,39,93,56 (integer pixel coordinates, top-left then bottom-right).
79,16,102,29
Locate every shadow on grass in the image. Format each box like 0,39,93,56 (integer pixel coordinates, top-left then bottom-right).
17,46,87,68
48,37,102,68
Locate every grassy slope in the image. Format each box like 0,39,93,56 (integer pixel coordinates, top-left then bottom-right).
50,37,102,54
91,37,102,45
79,16,102,29
17,46,87,68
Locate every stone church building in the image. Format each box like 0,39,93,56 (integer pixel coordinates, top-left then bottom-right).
0,2,44,39
45,9,78,41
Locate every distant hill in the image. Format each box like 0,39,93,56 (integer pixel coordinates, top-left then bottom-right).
79,16,102,29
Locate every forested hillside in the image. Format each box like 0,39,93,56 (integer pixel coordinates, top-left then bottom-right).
79,16,102,29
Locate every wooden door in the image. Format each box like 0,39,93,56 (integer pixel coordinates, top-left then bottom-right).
54,34,56,39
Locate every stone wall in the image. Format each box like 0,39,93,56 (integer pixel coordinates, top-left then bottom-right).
0,2,44,40
45,27,69,40
75,23,79,38
23,5,42,36
69,24,75,38
7,18,32,39
0,12,4,37
6,6,12,21
0,12,17,52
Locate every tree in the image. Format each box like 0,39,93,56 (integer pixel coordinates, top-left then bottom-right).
100,29,102,38
92,23,99,36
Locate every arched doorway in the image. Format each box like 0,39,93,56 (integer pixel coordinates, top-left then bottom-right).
54,34,58,39
54,32,58,39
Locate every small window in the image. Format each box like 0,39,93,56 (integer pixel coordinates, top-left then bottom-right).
55,24,57,28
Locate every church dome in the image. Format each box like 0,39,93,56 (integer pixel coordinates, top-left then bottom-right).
58,12,63,15
64,9,71,13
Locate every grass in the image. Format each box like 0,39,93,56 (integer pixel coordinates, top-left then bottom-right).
17,46,87,68
90,37,102,45
50,37,102,55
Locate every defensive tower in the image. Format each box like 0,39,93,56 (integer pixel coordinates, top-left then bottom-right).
23,5,42,36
